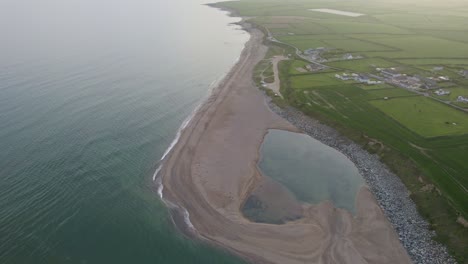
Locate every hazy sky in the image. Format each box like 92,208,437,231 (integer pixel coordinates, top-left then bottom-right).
0,0,222,62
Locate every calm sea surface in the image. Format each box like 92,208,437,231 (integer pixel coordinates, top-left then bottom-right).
0,0,248,263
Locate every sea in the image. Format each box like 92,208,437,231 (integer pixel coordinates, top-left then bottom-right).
0,0,248,263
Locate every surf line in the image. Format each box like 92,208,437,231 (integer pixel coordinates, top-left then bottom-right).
152,73,226,234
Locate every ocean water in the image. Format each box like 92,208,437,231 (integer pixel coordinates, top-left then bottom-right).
259,130,364,213
0,0,248,263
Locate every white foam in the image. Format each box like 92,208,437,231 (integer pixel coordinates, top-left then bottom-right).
152,165,162,181
153,171,164,199
182,207,195,230
160,99,206,162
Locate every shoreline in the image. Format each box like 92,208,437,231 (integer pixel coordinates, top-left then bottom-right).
157,7,413,262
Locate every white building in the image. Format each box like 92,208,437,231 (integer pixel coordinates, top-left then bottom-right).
434,89,450,96
457,96,468,103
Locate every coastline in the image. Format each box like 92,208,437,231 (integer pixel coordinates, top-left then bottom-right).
156,8,413,263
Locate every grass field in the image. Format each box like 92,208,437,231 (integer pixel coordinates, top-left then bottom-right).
216,0,468,261
365,88,416,99
276,38,327,51
370,96,468,137
322,38,393,52
326,58,396,72
290,73,346,89
363,36,468,58
357,83,396,90
288,60,310,74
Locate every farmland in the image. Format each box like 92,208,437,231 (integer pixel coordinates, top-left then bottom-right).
216,0,468,261
370,96,468,137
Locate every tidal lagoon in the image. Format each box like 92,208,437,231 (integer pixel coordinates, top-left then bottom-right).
259,129,364,213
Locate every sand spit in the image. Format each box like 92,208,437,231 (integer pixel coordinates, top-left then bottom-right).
158,21,412,264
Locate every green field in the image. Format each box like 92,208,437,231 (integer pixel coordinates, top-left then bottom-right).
370,96,468,137
290,73,346,89
217,0,468,261
276,38,327,51
365,88,416,99
357,83,396,90
289,60,310,74
326,58,396,72
322,38,392,52
364,36,468,58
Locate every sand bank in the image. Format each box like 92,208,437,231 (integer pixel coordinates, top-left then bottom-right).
159,23,411,263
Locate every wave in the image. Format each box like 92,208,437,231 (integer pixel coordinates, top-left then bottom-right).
152,165,162,182
152,58,239,235
156,73,224,169
182,207,195,230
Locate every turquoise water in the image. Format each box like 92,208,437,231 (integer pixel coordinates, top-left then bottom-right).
259,130,365,213
0,0,247,263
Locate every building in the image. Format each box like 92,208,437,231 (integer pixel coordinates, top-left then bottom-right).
432,66,444,71
457,96,468,103
379,68,401,78
335,73,381,85
459,70,468,77
306,63,326,72
335,73,353,81
343,54,354,60
434,89,450,96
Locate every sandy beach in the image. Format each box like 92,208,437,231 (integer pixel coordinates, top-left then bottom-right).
159,23,412,264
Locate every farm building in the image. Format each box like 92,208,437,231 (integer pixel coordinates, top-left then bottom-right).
434,89,450,96
457,96,468,103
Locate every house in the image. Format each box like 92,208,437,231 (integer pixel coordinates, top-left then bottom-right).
343,54,354,60
417,76,437,89
357,74,369,82
433,66,444,71
434,89,450,96
380,69,401,78
457,96,468,103
335,73,353,81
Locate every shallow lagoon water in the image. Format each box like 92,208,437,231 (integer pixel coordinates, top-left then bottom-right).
259,130,365,213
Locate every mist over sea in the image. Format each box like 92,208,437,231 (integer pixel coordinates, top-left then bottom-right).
0,0,248,263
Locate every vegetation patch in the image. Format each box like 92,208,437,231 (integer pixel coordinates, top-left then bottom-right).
370,96,468,137
290,73,346,89
322,38,393,52
365,88,417,99
326,58,397,72
365,36,468,58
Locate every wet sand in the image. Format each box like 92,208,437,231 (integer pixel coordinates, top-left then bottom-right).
159,25,412,264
